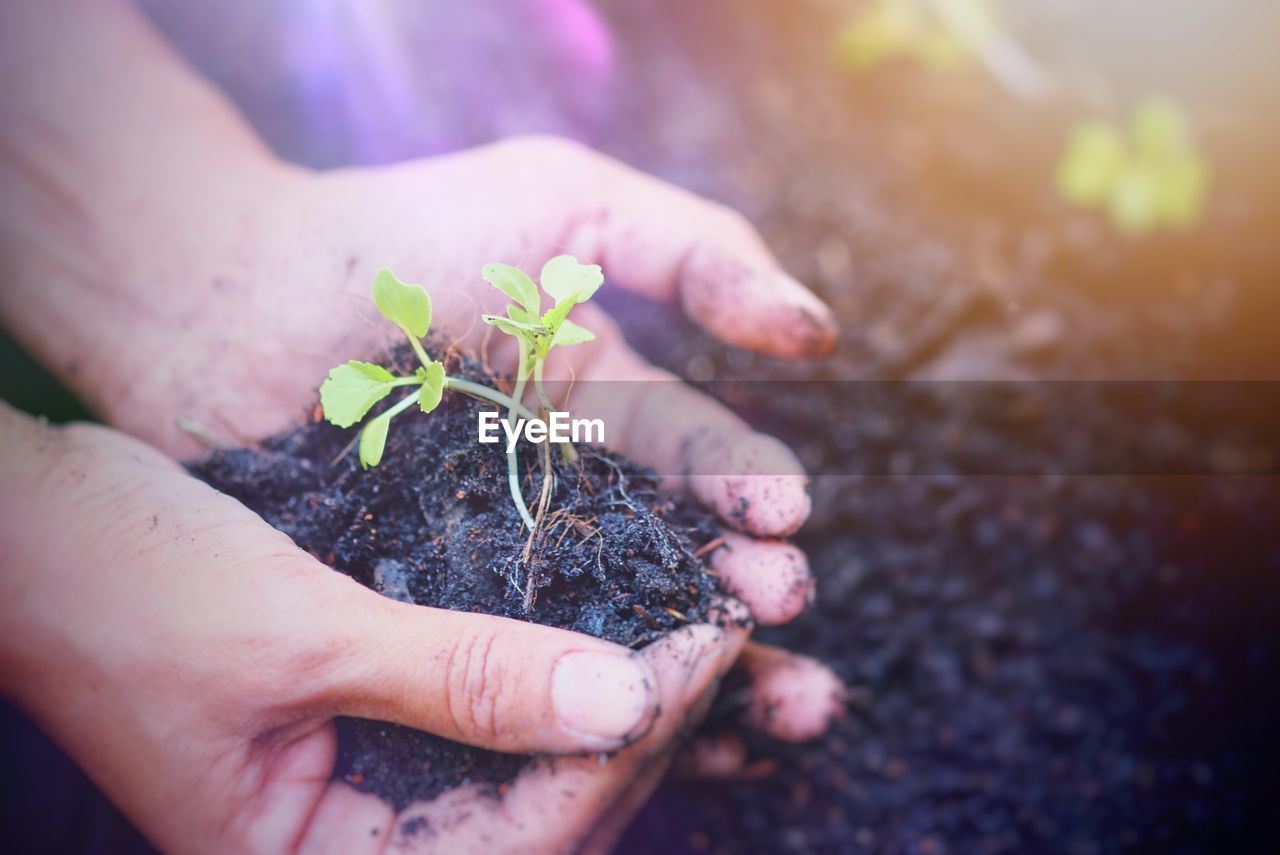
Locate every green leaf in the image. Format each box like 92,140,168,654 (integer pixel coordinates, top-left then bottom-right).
540,298,575,333
1155,153,1209,229
482,263,541,316
1108,164,1162,234
1130,96,1190,160
507,304,535,325
418,361,446,414
373,268,432,339
551,318,596,347
540,255,603,304
482,313,541,337
358,411,392,468
1056,119,1126,207
319,361,398,428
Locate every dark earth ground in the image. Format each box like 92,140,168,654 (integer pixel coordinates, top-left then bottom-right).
3,0,1278,852
586,3,1280,852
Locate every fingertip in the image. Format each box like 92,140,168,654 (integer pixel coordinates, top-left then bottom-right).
687,432,811,537
774,271,840,356
718,474,812,538
644,623,728,708
677,732,748,780
711,535,813,626
681,250,838,359
745,650,845,743
551,649,660,749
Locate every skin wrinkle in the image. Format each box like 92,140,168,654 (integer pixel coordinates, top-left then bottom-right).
0,132,93,239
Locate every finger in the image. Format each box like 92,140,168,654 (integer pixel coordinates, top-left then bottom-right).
387,624,728,853
710,532,814,626
674,731,748,780
739,641,845,742
556,144,838,358
542,309,812,538
578,670,726,854
297,782,394,855
318,575,660,755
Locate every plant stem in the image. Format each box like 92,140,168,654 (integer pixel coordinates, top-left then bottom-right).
534,356,579,464
533,359,556,412
406,334,433,373
375,390,422,427
502,348,536,530
444,378,537,420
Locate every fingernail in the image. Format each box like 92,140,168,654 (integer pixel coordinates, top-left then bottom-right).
553,652,654,744
772,272,839,355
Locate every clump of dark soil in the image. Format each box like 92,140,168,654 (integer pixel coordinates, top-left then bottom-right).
189,347,722,810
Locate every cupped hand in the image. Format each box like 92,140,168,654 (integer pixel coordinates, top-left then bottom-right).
46,136,846,848
0,407,744,852
102,135,837,625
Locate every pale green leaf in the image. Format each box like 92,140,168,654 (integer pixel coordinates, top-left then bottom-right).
358,411,392,468
551,318,596,347
319,361,397,428
1130,97,1190,160
1108,164,1161,234
1056,120,1126,207
373,268,432,339
482,263,541,315
482,313,541,337
540,255,603,304
418,361,446,414
1154,153,1210,229
540,298,575,334
507,305,535,325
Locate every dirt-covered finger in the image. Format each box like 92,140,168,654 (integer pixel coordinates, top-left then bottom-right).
710,532,814,626
384,624,728,853
739,641,845,742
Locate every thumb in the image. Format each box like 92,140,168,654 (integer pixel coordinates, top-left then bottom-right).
318,581,661,755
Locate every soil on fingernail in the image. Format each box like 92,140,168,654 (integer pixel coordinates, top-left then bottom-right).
189,346,729,810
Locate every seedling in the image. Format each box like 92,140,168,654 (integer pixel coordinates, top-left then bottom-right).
317,258,600,534
1056,97,1210,234
479,255,602,535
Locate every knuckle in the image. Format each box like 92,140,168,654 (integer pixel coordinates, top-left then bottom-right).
447,629,507,741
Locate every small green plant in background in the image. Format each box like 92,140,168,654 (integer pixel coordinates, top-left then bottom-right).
1056,96,1210,234
838,0,969,71
319,257,601,531
835,0,1047,101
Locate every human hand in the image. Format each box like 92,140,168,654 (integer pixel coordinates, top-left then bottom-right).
0,4,843,848
95,135,837,626
74,132,845,792
0,406,758,852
